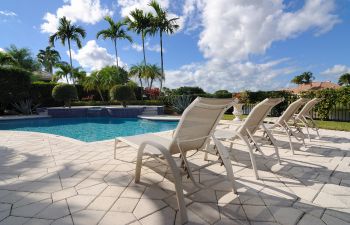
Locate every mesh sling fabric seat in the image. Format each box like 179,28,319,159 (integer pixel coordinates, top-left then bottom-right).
294,98,322,141
214,98,283,180
264,98,309,154
113,97,236,224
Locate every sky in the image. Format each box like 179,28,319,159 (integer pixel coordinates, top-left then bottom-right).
1,0,350,93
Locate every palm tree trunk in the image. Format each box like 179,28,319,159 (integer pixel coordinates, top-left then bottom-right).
142,32,147,65
67,39,73,84
113,38,119,68
150,78,153,89
97,88,105,102
139,76,144,100
160,31,164,91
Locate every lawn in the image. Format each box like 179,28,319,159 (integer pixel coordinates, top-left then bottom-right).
222,114,350,131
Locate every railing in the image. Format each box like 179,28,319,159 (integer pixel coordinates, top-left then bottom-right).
242,103,350,122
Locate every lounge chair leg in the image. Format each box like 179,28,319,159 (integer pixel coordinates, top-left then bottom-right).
135,143,146,183
239,134,259,180
114,139,120,160
212,137,237,194
261,124,281,165
282,123,295,155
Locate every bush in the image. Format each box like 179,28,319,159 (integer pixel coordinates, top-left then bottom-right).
30,81,60,107
0,66,32,113
171,95,193,114
110,85,136,107
214,90,232,98
52,84,78,108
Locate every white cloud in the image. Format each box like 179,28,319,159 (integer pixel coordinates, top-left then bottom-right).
0,10,17,17
0,48,5,52
196,0,339,62
131,41,161,53
165,59,296,92
321,65,350,77
41,0,113,34
117,0,169,17
71,40,125,71
163,0,339,92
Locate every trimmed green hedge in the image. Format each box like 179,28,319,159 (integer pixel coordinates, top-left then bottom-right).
52,84,78,107
0,66,32,113
31,81,60,107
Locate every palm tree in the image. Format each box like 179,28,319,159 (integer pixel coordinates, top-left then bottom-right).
125,9,153,65
82,71,106,101
301,71,314,84
338,73,350,86
5,45,40,71
97,16,132,68
71,67,86,84
49,16,86,77
37,46,61,74
149,0,179,90
129,63,147,99
54,62,71,83
144,64,162,89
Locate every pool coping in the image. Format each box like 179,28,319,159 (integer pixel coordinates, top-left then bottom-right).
0,115,51,121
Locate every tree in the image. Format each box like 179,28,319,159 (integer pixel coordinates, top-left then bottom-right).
98,66,129,89
129,63,147,99
82,71,106,101
71,67,86,84
49,16,86,77
53,62,71,83
52,84,78,108
5,45,40,71
338,73,350,86
291,71,315,85
110,85,136,107
0,51,16,66
97,16,132,67
125,9,153,65
144,64,162,89
149,0,179,90
37,46,61,74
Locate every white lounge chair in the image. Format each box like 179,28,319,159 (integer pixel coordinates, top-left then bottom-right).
294,98,322,141
214,98,283,180
114,97,236,224
264,98,309,154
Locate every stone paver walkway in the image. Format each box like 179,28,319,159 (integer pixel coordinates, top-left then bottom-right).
0,128,349,225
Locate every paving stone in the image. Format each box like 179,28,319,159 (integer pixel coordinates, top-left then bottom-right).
188,202,221,224
52,187,77,202
36,200,70,219
297,214,326,225
87,196,116,211
72,209,105,225
11,199,52,217
0,216,29,225
99,212,138,225
133,198,167,219
66,195,95,213
219,204,247,221
322,213,350,225
268,206,304,225
50,215,74,225
242,205,275,222
23,218,53,225
100,186,125,197
110,197,139,212
139,207,175,225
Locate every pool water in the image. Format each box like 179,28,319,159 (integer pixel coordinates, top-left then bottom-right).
0,117,178,142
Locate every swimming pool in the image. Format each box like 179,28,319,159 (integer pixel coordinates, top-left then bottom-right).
0,117,178,142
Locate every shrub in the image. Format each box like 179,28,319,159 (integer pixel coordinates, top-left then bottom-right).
30,81,60,107
0,66,32,113
171,95,193,114
52,84,78,108
110,85,136,107
144,87,160,100
214,90,232,98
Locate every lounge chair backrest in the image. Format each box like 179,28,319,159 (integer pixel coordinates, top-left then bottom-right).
295,98,321,119
169,97,234,154
238,98,283,136
276,98,308,125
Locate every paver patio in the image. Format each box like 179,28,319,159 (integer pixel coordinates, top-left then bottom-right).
0,127,349,225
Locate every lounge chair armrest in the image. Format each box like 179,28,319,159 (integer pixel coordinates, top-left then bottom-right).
139,140,169,155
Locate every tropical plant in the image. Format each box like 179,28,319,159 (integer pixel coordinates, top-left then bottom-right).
129,63,147,99
214,90,232,98
125,9,153,65
144,64,162,88
12,99,38,115
171,95,192,114
53,62,72,83
71,67,86,84
52,83,78,108
82,71,106,101
97,16,132,67
98,66,129,89
338,73,350,86
110,85,136,107
291,71,315,85
0,51,16,66
173,86,206,95
49,16,86,76
149,0,179,90
37,46,61,74
5,45,40,71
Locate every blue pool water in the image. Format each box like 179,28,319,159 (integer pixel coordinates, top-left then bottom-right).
0,117,178,142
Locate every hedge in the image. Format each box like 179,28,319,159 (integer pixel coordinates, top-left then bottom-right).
0,66,32,113
30,82,60,107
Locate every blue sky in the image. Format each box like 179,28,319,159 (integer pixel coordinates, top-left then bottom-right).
0,0,350,92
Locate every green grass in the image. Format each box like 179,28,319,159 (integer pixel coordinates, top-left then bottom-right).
222,114,350,131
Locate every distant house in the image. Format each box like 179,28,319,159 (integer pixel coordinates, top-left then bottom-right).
285,81,340,94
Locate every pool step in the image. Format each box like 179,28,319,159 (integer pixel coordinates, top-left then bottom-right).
141,107,158,115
